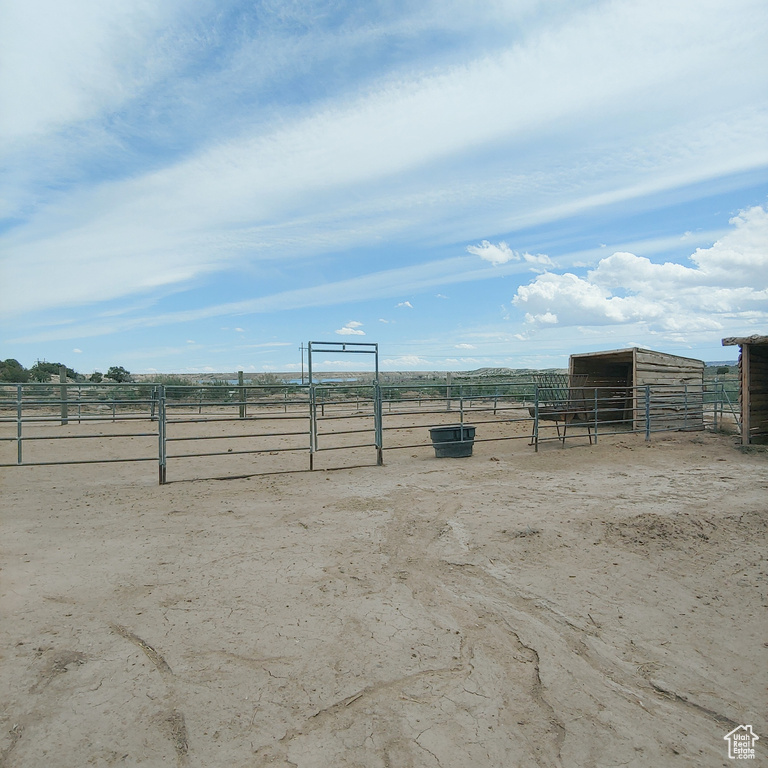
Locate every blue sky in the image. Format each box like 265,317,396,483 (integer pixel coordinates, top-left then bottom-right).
1,0,767,375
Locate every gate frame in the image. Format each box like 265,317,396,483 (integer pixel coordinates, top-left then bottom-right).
306,341,382,467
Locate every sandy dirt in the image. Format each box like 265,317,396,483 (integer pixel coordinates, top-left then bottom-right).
1,413,766,767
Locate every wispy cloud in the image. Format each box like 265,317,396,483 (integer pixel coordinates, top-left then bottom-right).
3,0,766,320
1,0,765,371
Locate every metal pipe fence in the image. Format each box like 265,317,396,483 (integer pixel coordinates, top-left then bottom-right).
0,379,737,483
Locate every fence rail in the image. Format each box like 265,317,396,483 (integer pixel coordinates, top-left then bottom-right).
0,379,738,483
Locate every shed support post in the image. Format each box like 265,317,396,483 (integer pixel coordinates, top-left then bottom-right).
741,346,750,445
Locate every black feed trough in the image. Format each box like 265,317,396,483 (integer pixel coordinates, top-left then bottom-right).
429,424,476,458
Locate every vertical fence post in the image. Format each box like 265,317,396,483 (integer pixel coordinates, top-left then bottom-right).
374,381,383,466
712,382,718,431
158,385,167,485
593,388,599,445
238,371,245,419
718,382,724,430
446,372,452,411
459,386,464,426
645,385,651,441
16,384,23,465
309,384,316,471
533,385,539,452
77,385,82,424
59,366,68,425
683,383,688,430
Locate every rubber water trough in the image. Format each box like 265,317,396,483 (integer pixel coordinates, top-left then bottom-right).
429,424,476,458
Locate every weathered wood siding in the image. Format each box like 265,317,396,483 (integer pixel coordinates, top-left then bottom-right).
635,349,704,430
570,348,704,430
634,349,705,386
746,343,768,443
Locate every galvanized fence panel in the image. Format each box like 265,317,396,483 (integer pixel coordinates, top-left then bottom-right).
0,382,159,468
160,384,313,482
378,381,537,456
0,379,733,482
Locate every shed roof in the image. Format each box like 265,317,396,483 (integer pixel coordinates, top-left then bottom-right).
569,347,703,364
722,335,768,346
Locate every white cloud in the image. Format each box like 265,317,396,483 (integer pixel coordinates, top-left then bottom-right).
513,204,768,333
523,252,553,267
467,240,552,267
454,343,476,349
396,301,414,308
467,240,519,265
72,348,82,353
335,322,366,336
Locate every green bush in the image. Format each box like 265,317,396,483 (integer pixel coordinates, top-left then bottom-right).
0,359,29,382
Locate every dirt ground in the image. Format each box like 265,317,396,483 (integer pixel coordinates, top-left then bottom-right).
1,417,766,767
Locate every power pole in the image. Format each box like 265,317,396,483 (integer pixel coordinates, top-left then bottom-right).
299,344,306,385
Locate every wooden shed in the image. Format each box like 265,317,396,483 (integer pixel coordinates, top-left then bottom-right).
569,347,705,429
722,334,768,444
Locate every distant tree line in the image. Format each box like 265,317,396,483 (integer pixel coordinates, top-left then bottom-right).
0,359,132,384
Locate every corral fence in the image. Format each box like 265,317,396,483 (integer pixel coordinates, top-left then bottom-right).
0,379,739,483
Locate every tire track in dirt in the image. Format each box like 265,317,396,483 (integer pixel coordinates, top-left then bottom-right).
110,623,189,765
376,490,567,765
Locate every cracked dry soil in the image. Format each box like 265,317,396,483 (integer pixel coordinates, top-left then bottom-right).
1,426,766,767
